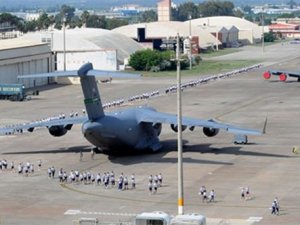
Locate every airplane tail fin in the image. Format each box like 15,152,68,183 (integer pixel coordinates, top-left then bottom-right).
80,70,105,120
18,62,140,121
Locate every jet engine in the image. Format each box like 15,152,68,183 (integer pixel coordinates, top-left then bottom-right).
48,124,72,137
279,73,287,81
263,71,271,79
203,127,219,137
170,124,187,133
153,123,162,136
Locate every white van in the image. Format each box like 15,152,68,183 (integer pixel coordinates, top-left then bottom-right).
134,211,171,225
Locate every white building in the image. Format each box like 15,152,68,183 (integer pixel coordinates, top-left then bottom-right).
0,39,53,88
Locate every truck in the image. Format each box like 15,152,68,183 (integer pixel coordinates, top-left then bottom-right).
0,83,26,101
0,83,39,101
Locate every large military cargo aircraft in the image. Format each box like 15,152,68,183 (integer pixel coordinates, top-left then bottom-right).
0,63,265,154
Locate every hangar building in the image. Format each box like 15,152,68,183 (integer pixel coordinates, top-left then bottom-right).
113,21,221,52
1,28,144,85
0,39,53,88
189,16,263,45
21,28,144,71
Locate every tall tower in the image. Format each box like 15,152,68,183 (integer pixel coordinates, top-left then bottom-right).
157,0,171,22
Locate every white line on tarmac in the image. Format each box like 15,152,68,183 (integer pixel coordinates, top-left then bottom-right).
64,210,136,217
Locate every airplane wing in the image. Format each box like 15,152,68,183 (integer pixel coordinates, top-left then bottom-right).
263,69,300,81
0,116,87,135
137,109,264,136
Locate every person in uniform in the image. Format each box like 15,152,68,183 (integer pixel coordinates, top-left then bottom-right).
131,174,136,189
148,181,153,194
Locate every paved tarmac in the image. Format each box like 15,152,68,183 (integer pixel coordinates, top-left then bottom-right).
1,42,300,225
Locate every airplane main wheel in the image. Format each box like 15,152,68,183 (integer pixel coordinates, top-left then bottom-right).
279,73,287,81
93,147,102,154
263,71,271,79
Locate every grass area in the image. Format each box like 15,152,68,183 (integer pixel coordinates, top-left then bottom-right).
201,48,241,58
139,59,260,77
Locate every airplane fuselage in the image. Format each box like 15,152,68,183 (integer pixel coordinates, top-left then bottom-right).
81,107,162,153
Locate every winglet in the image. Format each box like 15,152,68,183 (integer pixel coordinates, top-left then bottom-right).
262,116,268,134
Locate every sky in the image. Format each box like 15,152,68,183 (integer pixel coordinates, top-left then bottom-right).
0,0,291,11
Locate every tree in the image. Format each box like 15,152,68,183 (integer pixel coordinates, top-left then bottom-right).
129,49,162,71
233,8,244,18
172,2,199,21
106,18,128,30
264,32,275,42
69,16,82,28
37,13,52,29
138,10,157,22
86,15,106,28
277,13,295,18
198,0,235,17
60,4,75,22
0,12,25,32
23,20,37,32
242,5,252,14
81,10,90,26
129,49,188,72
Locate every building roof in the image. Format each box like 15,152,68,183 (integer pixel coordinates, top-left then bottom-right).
0,38,46,51
20,28,144,63
269,23,300,30
188,16,262,40
113,21,221,48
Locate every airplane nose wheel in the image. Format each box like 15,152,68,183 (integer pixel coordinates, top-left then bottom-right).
92,147,102,154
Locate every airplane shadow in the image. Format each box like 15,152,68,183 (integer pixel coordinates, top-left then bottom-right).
2,145,92,155
2,139,291,166
269,80,298,83
107,139,291,165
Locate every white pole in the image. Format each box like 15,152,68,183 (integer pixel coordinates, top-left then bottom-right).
63,17,66,71
176,33,184,215
189,15,192,70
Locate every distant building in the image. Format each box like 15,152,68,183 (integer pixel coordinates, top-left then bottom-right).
0,39,53,87
252,5,300,14
276,18,300,25
269,23,300,39
0,21,21,39
157,0,171,22
190,16,262,45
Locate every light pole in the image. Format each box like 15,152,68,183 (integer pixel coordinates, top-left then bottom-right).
176,33,184,215
63,17,66,71
188,14,192,70
261,8,265,53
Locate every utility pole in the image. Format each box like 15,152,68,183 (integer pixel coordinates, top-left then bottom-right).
261,9,265,53
63,17,67,71
188,14,192,70
176,33,184,215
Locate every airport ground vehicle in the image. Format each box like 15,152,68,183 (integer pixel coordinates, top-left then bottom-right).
0,83,39,101
0,83,26,101
134,212,206,225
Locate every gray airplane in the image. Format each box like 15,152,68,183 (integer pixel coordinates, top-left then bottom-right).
0,63,265,154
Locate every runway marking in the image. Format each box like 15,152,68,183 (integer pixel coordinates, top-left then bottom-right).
246,217,263,222
64,210,136,217
64,209,81,215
